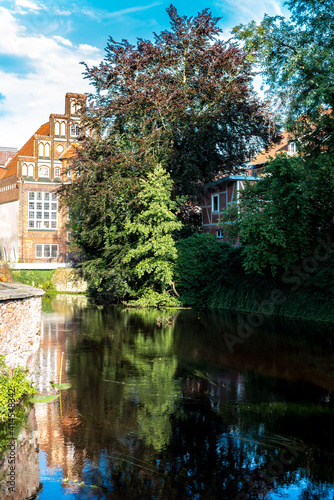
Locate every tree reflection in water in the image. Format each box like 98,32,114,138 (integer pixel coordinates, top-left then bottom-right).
32,299,334,499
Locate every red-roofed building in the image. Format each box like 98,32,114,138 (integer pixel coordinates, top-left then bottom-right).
0,93,86,263
202,130,296,239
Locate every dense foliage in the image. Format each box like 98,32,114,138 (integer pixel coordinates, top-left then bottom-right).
175,234,334,321
220,153,334,275
123,166,183,307
234,0,334,153
61,5,275,301
81,5,273,197
175,233,233,305
0,356,36,424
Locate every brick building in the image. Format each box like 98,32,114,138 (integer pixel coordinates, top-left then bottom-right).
202,130,295,239
0,93,86,263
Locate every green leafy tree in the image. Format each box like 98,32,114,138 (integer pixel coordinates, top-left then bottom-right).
123,165,182,306
234,0,334,153
220,153,334,275
61,140,142,300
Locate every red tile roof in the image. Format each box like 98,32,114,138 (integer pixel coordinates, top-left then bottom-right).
3,122,50,179
0,167,7,178
249,129,292,166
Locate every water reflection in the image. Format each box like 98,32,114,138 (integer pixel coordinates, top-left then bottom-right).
0,409,41,499
30,297,334,498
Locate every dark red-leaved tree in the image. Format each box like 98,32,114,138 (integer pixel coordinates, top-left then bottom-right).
62,5,276,300
80,5,275,198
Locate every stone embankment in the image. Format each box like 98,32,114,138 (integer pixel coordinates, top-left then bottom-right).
0,282,44,372
0,408,41,500
51,267,87,293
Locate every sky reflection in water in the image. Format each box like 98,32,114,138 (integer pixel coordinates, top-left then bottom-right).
30,295,334,499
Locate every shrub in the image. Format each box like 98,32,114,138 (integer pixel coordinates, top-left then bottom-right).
175,233,237,305
0,356,36,424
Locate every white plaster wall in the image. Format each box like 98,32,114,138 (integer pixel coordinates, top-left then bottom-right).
0,200,19,262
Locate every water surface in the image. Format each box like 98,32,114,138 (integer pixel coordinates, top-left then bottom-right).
29,296,334,499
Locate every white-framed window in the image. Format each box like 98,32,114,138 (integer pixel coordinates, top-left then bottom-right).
54,168,61,178
70,124,80,137
22,163,27,176
28,191,58,229
35,244,58,259
55,121,66,137
67,169,71,179
288,142,297,155
212,194,219,213
67,232,71,242
70,100,77,115
55,121,60,137
39,166,49,178
216,230,224,239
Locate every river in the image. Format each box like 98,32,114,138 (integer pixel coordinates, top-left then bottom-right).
5,295,334,498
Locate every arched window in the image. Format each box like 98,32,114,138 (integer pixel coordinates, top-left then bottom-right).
55,121,60,136
38,142,44,157
39,166,49,178
60,121,66,136
28,164,34,177
54,168,61,178
21,163,27,176
71,100,77,115
45,143,50,158
70,124,80,137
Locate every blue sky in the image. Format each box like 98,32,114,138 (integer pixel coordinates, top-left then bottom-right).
0,0,289,147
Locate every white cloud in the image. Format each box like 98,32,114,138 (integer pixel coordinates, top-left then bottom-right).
15,0,41,12
80,1,162,21
53,35,73,47
0,6,102,147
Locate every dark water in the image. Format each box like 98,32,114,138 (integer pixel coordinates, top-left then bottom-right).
24,297,334,498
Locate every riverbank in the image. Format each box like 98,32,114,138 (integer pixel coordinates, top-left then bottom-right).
176,234,334,323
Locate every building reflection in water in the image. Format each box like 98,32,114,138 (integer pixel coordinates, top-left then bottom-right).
19,299,334,499
32,296,86,489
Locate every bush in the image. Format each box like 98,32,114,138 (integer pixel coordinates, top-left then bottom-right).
0,356,36,424
175,233,237,306
175,232,334,321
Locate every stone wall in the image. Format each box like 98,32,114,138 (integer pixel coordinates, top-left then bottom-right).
0,408,41,500
52,267,87,293
0,283,44,372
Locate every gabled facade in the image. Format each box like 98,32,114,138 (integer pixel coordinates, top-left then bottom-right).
0,93,86,263
201,130,295,239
